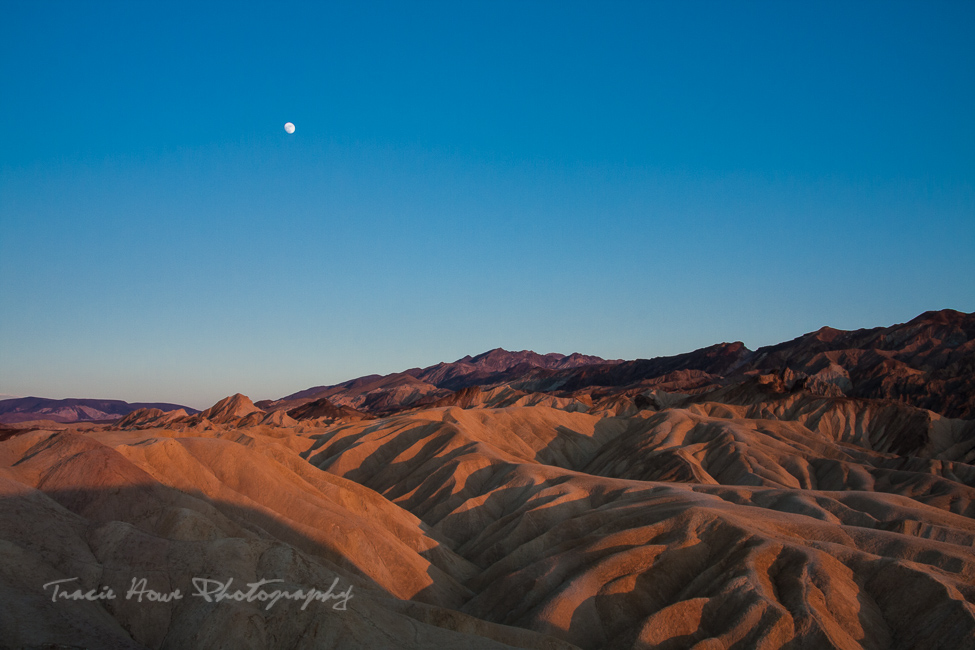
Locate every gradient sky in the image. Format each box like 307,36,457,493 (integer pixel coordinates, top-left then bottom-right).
1,1,973,409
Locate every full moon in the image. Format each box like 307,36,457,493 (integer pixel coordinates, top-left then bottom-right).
284,122,295,134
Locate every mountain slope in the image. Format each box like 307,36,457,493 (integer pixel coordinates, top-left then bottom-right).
3,308,974,649
276,310,974,419
745,309,975,418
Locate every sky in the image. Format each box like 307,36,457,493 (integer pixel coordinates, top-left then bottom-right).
1,1,973,409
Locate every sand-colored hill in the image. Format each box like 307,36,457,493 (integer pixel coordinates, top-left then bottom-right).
195,393,265,424
0,423,577,650
2,310,974,648
302,405,975,648
3,385,975,648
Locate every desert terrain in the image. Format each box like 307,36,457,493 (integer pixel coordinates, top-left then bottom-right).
1,309,973,649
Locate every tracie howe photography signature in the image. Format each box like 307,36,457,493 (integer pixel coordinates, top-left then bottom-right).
43,575,354,611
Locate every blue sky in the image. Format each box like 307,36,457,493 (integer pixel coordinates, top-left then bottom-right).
1,1,973,409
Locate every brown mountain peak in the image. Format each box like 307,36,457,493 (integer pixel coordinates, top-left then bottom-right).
201,393,264,423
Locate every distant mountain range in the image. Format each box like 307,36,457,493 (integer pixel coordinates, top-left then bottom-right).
4,309,972,425
255,308,974,420
0,397,199,424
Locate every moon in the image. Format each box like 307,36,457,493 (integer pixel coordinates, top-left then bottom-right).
284,122,295,134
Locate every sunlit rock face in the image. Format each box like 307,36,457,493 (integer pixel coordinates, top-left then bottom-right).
1,310,973,648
